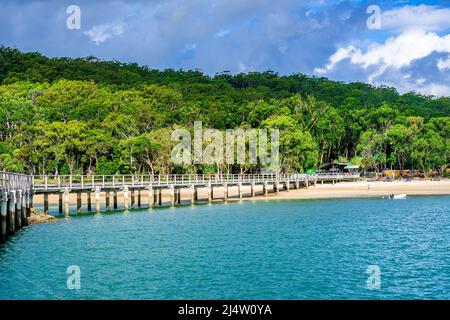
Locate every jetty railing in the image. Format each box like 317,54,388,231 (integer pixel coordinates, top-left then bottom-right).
32,173,359,190
1,172,33,191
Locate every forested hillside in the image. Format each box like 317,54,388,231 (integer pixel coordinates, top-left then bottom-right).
0,46,448,175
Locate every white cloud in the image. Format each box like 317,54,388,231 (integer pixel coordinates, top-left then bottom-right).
315,29,450,82
314,5,450,96
317,29,450,72
214,28,230,38
382,5,450,32
437,56,450,70
412,83,450,97
314,45,361,74
84,22,126,45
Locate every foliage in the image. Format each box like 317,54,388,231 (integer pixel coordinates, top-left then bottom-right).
0,47,448,175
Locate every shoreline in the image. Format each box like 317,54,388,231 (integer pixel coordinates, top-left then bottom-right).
242,180,450,201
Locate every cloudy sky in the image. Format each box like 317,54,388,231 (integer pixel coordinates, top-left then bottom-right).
1,0,450,96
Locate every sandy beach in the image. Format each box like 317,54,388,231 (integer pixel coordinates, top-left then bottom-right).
251,180,450,201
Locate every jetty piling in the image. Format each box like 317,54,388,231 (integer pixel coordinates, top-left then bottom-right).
131,189,135,208
224,183,228,201
238,182,243,199
113,190,118,209
77,192,82,214
64,187,69,216
148,187,153,208
0,172,33,242
9,190,16,233
16,189,22,229
124,186,129,211
95,186,100,213
58,193,63,214
43,193,49,213
207,183,212,203
169,185,175,206
105,191,110,211
21,190,28,226
1,191,7,242
87,191,92,212
190,184,195,204
137,190,141,208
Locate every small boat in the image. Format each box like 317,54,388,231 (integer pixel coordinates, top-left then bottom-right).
388,194,407,199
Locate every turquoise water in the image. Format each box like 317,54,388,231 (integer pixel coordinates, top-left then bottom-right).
0,196,449,300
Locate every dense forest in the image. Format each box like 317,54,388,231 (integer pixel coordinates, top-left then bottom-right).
0,46,448,176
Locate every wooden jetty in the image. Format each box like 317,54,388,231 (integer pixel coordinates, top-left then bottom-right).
1,172,359,243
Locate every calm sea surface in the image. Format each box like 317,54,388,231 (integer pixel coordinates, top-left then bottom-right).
1,196,449,299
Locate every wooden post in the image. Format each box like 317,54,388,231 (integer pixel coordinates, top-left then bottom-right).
251,182,255,197
105,191,110,211
158,188,162,206
131,189,135,208
26,190,32,218
148,186,153,208
59,192,63,214
194,186,198,203
124,186,129,211
137,189,141,208
64,187,70,217
8,191,16,234
1,191,8,242
190,184,195,205
273,182,279,194
238,182,243,199
305,179,309,188
207,183,212,203
263,182,268,196
295,180,299,189
95,186,100,213
22,190,28,226
169,185,175,206
77,192,82,214
153,188,158,207
15,190,22,229
285,179,290,192
173,187,178,204
176,188,182,205
224,183,228,202
87,191,92,212
43,192,49,214
113,190,118,209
